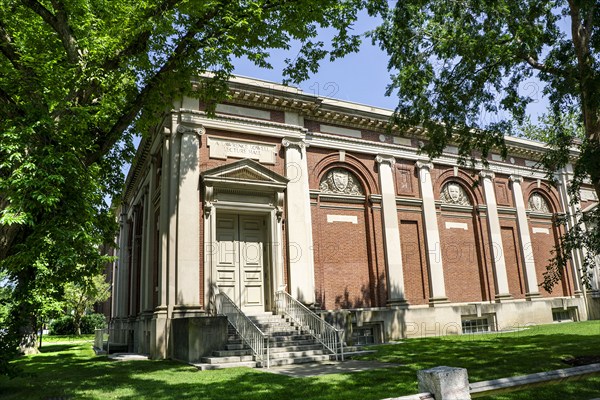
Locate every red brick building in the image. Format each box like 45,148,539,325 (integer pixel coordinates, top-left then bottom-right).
111,77,600,359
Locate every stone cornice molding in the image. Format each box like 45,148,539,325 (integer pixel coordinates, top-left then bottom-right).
480,170,495,181
375,154,396,166
415,160,434,171
282,137,308,150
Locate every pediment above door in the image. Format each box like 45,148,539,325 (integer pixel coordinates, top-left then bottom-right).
201,158,288,190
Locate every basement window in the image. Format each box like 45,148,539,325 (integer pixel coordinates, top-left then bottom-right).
351,322,383,345
552,308,575,322
461,316,490,334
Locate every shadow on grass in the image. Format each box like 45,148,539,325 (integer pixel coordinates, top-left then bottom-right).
1,322,599,400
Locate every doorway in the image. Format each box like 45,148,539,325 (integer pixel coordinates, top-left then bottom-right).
215,213,268,314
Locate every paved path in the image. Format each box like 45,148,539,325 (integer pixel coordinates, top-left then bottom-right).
108,353,149,361
262,360,402,378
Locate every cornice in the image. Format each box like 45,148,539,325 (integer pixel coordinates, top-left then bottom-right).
220,80,579,163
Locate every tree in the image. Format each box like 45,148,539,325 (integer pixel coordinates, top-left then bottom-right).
370,1,600,289
0,0,379,369
63,274,110,335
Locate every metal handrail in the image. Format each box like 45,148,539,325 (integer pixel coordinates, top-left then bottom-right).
215,291,271,368
275,290,344,361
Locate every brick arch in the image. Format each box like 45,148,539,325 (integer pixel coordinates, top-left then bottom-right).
522,181,562,213
313,153,378,195
434,168,485,205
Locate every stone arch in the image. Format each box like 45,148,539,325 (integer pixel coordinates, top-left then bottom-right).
313,153,377,195
523,181,562,214
434,169,484,205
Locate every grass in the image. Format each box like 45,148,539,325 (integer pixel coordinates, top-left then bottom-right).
0,321,599,399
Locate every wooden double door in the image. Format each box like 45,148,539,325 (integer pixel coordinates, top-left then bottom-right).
215,213,268,313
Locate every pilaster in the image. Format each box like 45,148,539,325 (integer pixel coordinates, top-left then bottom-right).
556,165,583,294
116,209,129,318
173,117,205,317
282,137,316,304
415,161,448,304
377,155,406,304
480,170,512,301
510,175,540,299
158,126,171,313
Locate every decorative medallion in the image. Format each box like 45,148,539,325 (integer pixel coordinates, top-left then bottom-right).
440,182,471,206
319,168,363,195
528,193,551,213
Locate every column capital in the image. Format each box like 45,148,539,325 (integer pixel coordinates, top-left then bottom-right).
509,174,523,184
375,154,396,166
282,137,308,150
415,160,434,171
480,170,495,180
176,123,205,136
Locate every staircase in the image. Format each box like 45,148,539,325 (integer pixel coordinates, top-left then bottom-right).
194,312,361,370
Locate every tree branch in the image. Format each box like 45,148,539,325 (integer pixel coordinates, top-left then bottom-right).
84,8,221,165
101,0,184,71
85,0,298,165
522,55,567,77
19,0,79,63
0,22,25,71
0,21,48,113
56,0,184,117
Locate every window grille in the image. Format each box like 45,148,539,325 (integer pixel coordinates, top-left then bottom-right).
461,317,490,334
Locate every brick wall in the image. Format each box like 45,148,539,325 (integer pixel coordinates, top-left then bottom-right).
312,203,374,309
399,214,429,305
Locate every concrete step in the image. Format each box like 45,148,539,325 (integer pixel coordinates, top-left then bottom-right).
269,349,327,359
269,334,314,342
268,344,323,354
225,343,246,351
194,361,257,370
212,349,253,357
201,355,255,364
226,334,315,346
270,339,317,348
259,354,331,367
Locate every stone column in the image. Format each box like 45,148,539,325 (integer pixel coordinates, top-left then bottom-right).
116,209,129,318
510,175,540,299
153,126,171,359
376,155,406,304
141,188,152,312
480,170,511,300
173,120,205,316
129,208,139,316
282,137,316,304
158,127,171,311
416,161,448,303
556,165,583,294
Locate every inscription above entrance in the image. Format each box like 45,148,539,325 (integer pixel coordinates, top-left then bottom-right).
207,137,277,164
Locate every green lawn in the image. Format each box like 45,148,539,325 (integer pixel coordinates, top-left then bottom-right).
1,321,599,400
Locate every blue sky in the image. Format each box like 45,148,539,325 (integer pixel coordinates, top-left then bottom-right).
232,12,550,119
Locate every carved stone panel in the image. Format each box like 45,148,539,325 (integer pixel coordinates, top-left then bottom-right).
528,193,551,213
319,168,363,195
495,182,509,206
439,182,471,206
396,166,413,195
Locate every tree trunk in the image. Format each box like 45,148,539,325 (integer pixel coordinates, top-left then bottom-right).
17,312,39,355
